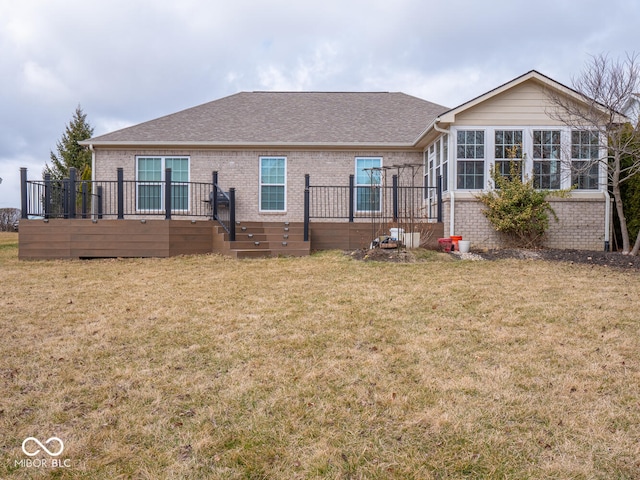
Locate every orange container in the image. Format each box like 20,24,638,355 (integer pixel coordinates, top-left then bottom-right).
450,235,463,251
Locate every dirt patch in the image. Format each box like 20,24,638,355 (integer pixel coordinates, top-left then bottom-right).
347,248,418,263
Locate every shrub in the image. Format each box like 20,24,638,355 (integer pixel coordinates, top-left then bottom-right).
477,159,562,248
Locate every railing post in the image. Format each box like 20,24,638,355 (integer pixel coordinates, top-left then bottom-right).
304,174,310,242
68,167,77,219
392,174,398,221
81,182,88,218
437,175,443,223
348,174,354,223
229,188,236,241
20,167,28,219
212,171,218,220
44,173,51,219
165,168,172,220
97,186,103,219
117,168,124,219
62,178,69,219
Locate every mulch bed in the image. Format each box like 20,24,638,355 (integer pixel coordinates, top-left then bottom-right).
479,248,640,270
348,247,640,270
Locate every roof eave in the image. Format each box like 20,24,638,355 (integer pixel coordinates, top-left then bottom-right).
80,140,419,150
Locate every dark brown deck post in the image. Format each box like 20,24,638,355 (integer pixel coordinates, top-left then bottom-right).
44,173,51,219
229,188,236,241
68,167,77,219
117,168,124,219
392,174,398,221
348,174,354,223
96,186,103,219
212,171,218,220
20,167,28,219
81,182,88,218
304,174,310,242
165,168,172,220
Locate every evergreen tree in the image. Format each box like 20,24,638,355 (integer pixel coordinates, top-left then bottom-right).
44,105,94,181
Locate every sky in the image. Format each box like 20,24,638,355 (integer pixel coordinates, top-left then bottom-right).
0,0,637,208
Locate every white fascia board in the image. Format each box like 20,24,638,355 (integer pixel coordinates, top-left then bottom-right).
80,140,418,150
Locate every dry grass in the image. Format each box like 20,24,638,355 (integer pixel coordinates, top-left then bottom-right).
1,231,640,479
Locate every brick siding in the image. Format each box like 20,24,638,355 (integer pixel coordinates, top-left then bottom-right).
446,196,609,251
94,148,423,222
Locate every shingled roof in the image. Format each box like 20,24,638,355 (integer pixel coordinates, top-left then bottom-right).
85,92,449,147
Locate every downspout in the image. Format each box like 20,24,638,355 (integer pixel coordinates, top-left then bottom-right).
433,121,454,235
604,189,611,251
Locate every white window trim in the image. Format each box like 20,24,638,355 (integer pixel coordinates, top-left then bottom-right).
450,126,604,193
135,156,190,212
355,157,383,213
259,156,287,213
454,128,486,191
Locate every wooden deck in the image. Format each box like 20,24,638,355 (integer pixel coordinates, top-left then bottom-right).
18,219,443,259
18,219,215,259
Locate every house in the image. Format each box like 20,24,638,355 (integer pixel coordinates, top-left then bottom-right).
623,92,640,126
19,70,615,259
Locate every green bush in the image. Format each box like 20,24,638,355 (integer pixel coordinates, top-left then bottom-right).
477,160,561,248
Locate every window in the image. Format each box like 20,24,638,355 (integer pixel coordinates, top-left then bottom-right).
260,157,286,211
136,156,189,211
456,130,485,189
533,130,561,189
494,130,523,180
571,130,599,190
355,157,381,212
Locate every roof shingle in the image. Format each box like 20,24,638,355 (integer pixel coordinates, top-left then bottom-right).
87,91,448,146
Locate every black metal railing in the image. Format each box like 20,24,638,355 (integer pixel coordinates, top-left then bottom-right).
304,174,442,224
20,167,233,229
212,172,235,241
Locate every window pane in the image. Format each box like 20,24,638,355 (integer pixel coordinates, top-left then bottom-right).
138,158,161,181
261,186,285,211
533,160,561,189
356,186,381,211
138,184,162,210
356,158,381,185
166,158,189,182
456,160,484,190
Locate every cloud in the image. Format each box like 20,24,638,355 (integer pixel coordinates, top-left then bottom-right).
0,0,638,208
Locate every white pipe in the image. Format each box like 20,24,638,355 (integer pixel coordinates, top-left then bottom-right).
432,121,454,234
449,191,455,236
604,189,611,251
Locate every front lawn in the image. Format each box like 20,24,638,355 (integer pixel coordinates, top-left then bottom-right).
1,232,639,478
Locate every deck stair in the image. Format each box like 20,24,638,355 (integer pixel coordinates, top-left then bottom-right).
213,221,310,258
